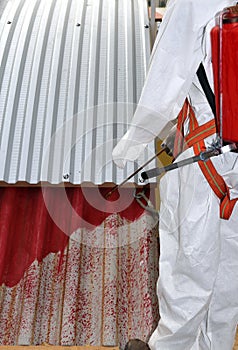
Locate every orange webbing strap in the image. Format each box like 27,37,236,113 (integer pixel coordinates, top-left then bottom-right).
185,119,216,148
173,100,189,158
174,100,217,153
186,104,238,220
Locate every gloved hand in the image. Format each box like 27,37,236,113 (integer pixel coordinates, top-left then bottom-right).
112,130,147,168
161,123,178,157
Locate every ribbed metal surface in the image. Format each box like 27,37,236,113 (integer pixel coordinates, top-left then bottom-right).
0,0,155,185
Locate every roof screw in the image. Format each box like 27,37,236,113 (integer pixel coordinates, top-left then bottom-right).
76,23,81,27
144,24,149,28
63,174,69,180
7,21,12,24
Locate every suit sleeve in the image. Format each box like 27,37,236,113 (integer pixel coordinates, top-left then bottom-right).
112,0,223,168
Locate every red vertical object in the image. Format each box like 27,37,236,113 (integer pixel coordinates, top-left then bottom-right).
211,25,220,134
211,6,238,143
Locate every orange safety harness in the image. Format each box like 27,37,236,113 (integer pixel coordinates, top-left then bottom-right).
175,99,238,220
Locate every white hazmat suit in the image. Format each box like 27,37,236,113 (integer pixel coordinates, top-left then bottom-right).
112,0,238,349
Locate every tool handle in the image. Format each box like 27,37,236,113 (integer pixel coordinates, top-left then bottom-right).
140,153,212,181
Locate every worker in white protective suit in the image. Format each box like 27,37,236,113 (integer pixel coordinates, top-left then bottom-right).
112,0,238,349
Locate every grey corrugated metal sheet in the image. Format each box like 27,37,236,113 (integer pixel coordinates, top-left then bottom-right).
0,0,156,185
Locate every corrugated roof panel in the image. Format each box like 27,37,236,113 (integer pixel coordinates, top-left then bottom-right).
0,0,156,185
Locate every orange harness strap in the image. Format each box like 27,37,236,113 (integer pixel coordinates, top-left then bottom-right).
185,119,216,148
177,100,237,220
173,101,188,158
